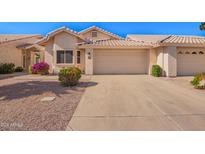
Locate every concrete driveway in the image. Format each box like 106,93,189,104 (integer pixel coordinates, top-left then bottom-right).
68,75,205,131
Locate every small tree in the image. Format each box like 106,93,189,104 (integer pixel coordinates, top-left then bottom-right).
199,22,205,30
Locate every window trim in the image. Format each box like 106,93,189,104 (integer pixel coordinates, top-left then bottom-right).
56,49,74,64
77,51,81,64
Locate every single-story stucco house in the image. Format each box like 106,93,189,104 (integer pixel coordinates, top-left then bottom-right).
0,34,44,70
1,26,205,76
36,26,205,77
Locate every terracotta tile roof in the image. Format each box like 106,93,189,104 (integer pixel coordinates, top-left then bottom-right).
16,43,44,51
48,26,79,35
127,34,170,43
37,26,84,45
127,34,205,46
78,39,155,48
160,35,205,45
0,34,42,45
79,26,122,39
16,43,33,48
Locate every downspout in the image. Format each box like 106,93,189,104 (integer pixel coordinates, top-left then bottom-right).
162,47,165,77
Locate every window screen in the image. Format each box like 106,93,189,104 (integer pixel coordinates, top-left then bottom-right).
57,50,65,63
91,31,97,37
65,50,73,63
57,50,73,63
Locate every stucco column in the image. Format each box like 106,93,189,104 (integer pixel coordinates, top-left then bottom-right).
30,51,34,65
148,48,157,75
164,46,177,77
85,48,93,75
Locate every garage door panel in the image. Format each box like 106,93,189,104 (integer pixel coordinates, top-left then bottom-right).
94,49,148,74
177,53,205,76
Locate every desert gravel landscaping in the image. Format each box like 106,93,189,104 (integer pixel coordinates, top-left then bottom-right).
0,74,93,131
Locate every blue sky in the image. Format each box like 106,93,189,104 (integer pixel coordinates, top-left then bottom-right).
0,22,204,37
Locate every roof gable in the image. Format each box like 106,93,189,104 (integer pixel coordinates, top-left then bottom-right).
79,26,122,39
37,26,84,45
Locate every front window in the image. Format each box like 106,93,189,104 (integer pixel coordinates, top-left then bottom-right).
57,50,73,64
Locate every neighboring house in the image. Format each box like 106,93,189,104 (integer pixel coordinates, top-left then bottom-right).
127,35,205,76
35,26,205,77
0,34,44,70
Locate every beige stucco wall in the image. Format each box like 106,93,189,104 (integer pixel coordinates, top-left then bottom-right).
163,49,169,76
148,48,157,74
79,50,85,72
0,45,22,67
156,46,177,77
166,46,177,77
44,32,85,74
44,39,54,73
156,47,163,67
81,30,115,40
156,47,164,74
85,48,93,75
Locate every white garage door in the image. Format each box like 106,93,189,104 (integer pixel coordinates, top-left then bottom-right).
177,50,205,76
93,49,148,74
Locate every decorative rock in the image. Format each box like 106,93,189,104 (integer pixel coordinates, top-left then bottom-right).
0,96,5,101
40,96,56,102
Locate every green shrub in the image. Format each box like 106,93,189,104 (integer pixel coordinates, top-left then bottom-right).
191,73,205,89
0,63,15,74
58,67,81,86
15,66,24,72
151,65,162,77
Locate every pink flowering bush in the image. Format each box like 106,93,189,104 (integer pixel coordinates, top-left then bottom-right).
32,62,49,75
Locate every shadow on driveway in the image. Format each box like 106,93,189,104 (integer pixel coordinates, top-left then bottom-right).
0,72,28,80
0,80,97,101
